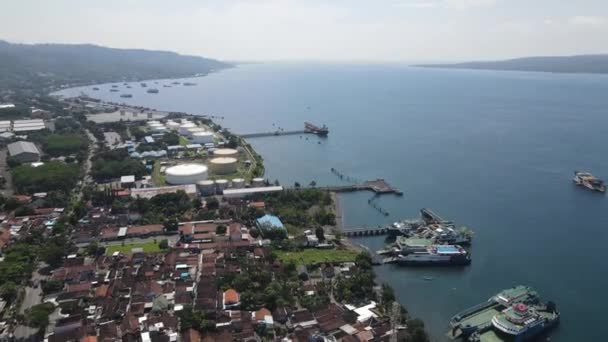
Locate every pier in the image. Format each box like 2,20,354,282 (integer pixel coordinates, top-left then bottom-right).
343,226,390,237
240,122,329,139
321,179,403,196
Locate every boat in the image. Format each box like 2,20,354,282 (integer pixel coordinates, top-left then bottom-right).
163,85,171,88
397,244,470,266
141,82,147,87
448,286,559,341
487,302,560,341
147,88,159,94
120,94,133,98
111,84,118,88
183,82,197,86
92,87,99,91
109,89,119,92
573,171,606,192
172,81,181,85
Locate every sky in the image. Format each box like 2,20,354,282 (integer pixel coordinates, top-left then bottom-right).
1,0,607,62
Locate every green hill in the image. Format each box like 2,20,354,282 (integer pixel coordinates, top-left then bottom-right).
0,40,230,92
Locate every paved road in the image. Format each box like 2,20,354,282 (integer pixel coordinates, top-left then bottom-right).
14,268,46,340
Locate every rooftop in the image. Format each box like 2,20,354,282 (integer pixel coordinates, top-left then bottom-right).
7,141,40,156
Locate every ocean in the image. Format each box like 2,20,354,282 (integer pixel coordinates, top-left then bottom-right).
57,63,608,341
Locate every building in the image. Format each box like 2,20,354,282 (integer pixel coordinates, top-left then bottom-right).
222,186,284,199
120,175,136,188
256,215,286,235
7,141,40,162
12,119,46,132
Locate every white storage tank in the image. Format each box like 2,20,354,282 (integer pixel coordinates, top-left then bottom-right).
231,178,245,189
192,131,214,144
215,179,229,193
197,180,216,196
165,163,208,185
252,177,265,187
213,148,239,159
179,123,197,135
209,157,238,175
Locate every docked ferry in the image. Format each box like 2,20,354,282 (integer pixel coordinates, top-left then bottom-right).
448,285,559,342
397,245,470,266
573,171,605,192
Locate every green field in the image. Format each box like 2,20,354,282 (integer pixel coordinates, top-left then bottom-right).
105,241,162,255
274,249,359,265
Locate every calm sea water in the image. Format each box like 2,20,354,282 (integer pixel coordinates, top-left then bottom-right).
58,63,608,341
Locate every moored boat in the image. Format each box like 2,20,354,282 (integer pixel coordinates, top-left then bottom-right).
573,171,605,192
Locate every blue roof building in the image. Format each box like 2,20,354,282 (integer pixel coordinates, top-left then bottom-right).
256,214,286,233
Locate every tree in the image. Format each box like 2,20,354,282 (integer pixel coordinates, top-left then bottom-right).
0,282,18,302
41,280,64,295
25,302,56,328
159,239,169,249
309,180,317,187
206,197,219,210
274,179,280,186
164,217,179,232
216,224,227,235
315,227,325,242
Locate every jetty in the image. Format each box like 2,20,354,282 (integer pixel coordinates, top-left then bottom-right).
241,122,329,139
343,226,390,237
321,179,403,196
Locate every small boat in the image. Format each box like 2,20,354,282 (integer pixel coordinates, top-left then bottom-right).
92,87,99,91
147,88,159,94
422,276,434,281
109,89,119,92
573,171,606,193
183,82,196,86
120,94,133,98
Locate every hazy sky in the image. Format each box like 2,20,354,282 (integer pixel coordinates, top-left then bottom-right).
1,0,607,62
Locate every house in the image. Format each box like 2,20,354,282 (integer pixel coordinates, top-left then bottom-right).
7,141,40,162
253,307,274,327
120,175,136,188
223,288,240,309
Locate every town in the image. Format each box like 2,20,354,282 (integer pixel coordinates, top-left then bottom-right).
0,91,430,341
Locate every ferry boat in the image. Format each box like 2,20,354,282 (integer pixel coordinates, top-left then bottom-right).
147,88,159,94
488,302,559,342
120,94,133,98
397,245,470,266
573,171,606,192
448,285,559,342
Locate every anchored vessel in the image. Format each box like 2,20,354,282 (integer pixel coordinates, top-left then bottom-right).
448,286,559,341
573,171,605,192
147,88,159,94
397,244,470,266
120,94,133,98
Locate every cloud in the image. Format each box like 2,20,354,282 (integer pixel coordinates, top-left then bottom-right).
568,16,607,27
395,0,497,9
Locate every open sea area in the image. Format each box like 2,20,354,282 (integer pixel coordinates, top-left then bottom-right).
57,63,608,341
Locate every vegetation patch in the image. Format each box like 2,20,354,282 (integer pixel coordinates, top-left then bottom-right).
12,161,80,193
105,241,162,255
274,249,359,265
91,149,148,181
25,302,56,328
43,133,87,157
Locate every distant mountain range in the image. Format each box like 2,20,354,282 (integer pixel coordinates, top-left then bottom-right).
0,40,231,91
417,55,608,74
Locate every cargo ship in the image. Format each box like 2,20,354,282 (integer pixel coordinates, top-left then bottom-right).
397,244,470,266
147,88,159,94
448,285,559,341
573,171,605,192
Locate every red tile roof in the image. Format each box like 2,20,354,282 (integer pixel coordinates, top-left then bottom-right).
223,289,239,304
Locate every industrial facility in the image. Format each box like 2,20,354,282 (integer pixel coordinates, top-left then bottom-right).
165,163,209,185
209,157,238,175
213,148,239,159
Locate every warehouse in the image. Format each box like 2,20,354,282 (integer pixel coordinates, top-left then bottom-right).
7,141,41,162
